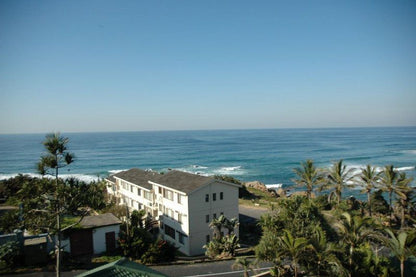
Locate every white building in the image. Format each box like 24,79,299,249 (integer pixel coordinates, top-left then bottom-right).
105,168,241,256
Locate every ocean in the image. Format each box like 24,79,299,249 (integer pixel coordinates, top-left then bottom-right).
0,127,415,199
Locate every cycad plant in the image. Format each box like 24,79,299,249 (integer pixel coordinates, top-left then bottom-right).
308,227,345,277
334,212,374,277
276,229,310,277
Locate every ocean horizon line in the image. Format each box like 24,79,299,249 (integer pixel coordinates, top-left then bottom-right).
1,125,415,136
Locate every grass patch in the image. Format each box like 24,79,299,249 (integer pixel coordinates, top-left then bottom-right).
91,255,123,263
239,187,279,207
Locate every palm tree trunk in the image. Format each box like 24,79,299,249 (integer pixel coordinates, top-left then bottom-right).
389,191,392,225
401,260,404,277
367,191,372,217
55,161,61,277
401,204,406,228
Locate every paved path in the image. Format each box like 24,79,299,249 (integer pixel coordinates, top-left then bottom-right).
239,204,269,223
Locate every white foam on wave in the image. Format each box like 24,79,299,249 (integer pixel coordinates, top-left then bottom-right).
213,166,246,176
403,150,416,155
191,165,208,169
265,184,283,189
0,172,100,183
108,169,129,175
395,166,415,172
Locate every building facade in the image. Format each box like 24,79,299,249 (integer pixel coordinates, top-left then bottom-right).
105,169,240,256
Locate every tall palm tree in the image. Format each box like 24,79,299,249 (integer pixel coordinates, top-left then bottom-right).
357,165,380,217
395,172,414,228
334,212,374,277
379,229,416,277
321,160,355,205
292,159,323,199
37,133,74,277
276,229,310,277
379,165,400,224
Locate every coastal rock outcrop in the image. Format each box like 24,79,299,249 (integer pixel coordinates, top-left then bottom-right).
244,181,268,192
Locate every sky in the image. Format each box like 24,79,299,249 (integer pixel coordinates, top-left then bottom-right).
1,0,415,134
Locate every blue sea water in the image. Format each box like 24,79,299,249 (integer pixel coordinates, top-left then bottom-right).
0,127,415,199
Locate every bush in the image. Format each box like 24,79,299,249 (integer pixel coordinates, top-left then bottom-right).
140,239,177,264
0,241,21,270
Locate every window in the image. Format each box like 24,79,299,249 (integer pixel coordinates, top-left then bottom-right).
164,224,176,239
205,194,209,202
137,188,141,196
206,235,210,244
163,189,174,201
213,193,217,201
206,215,210,223
220,192,223,200
158,187,162,194
177,193,183,204
177,212,183,224
130,185,133,193
165,207,174,218
144,191,152,200
131,199,134,207
178,232,187,245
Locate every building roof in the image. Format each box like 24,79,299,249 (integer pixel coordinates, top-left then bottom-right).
76,258,167,277
153,170,216,194
113,168,160,190
79,213,121,229
109,168,241,195
105,175,116,183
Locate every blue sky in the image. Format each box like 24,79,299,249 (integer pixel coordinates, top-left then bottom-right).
1,0,415,134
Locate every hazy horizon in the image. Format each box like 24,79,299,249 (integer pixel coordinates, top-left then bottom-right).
1,1,415,134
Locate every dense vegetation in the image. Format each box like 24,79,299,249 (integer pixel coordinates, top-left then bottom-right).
254,160,416,277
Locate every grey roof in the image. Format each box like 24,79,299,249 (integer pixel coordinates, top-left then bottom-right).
153,170,217,194
110,168,240,195
105,175,116,183
80,213,121,229
113,168,160,190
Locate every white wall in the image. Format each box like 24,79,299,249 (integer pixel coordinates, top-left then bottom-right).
92,225,120,255
188,181,239,256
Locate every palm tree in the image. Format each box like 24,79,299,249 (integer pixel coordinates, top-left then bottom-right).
379,229,416,277
357,165,380,217
276,229,310,277
395,172,414,228
292,159,323,199
37,133,74,277
232,257,256,277
334,212,374,277
321,160,355,205
379,165,400,224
